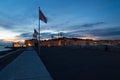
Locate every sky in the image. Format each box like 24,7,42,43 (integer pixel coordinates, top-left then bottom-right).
0,0,120,44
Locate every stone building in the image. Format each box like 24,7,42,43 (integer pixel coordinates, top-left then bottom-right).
13,42,21,47
24,37,94,47
25,39,38,46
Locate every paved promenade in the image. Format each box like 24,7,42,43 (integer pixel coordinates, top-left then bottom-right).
0,47,52,80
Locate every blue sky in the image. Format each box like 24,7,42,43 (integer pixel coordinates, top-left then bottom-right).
0,0,120,43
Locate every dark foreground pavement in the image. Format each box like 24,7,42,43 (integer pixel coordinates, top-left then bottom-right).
0,48,25,70
0,47,52,80
36,46,120,80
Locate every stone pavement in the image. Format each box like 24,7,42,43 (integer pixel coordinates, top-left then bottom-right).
0,47,52,80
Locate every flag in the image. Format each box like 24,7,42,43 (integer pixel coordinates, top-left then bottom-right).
34,29,39,35
39,9,47,23
33,33,38,39
33,33,37,37
33,29,39,39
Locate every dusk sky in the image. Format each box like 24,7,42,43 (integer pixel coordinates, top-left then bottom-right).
0,0,120,43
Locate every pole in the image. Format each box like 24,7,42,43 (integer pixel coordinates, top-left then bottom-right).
38,7,40,55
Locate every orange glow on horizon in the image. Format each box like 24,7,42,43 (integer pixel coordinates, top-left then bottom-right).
81,37,96,40
3,39,25,43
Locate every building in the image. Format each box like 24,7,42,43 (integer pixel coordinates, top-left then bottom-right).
13,42,26,47
25,39,38,47
13,42,21,47
24,37,94,47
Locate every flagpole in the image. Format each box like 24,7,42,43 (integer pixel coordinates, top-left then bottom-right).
38,7,40,55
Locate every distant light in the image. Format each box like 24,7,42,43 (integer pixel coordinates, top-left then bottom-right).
28,43,32,46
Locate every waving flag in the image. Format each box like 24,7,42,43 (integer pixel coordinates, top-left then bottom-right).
34,29,39,35
33,29,39,39
39,9,47,23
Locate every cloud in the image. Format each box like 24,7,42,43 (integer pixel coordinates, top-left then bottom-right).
40,32,63,39
50,21,106,33
39,21,107,39
16,32,33,39
69,22,105,29
40,32,86,39
15,21,119,40
74,26,120,40
0,6,37,32
49,26,120,40
0,39,12,46
0,40,5,46
40,22,105,34
59,32,86,38
0,20,15,29
81,22,105,27
40,33,51,39
88,26,120,37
